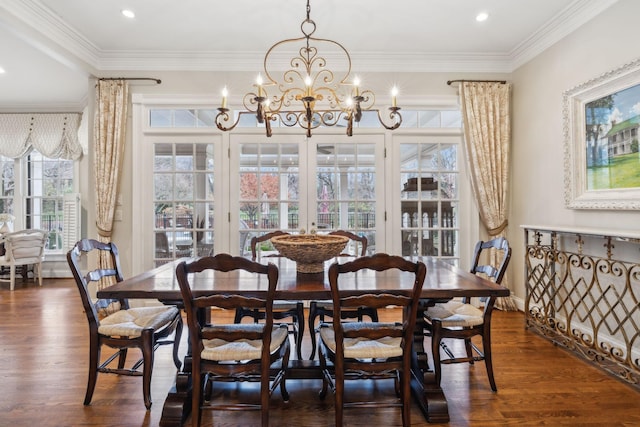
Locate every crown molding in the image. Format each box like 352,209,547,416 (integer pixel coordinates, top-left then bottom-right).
0,0,619,75
96,50,513,73
509,0,619,71
0,0,100,69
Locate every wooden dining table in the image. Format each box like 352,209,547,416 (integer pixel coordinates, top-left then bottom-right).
97,255,509,426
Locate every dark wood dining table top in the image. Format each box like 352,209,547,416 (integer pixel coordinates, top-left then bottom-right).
96,255,510,302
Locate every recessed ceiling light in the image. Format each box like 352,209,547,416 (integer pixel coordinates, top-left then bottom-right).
476,12,489,22
121,9,135,19
0,67,5,74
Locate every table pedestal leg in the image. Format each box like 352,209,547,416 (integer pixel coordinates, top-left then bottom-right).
159,357,193,426
159,372,191,426
411,302,450,423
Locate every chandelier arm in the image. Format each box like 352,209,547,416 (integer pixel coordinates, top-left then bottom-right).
215,109,242,132
376,108,403,130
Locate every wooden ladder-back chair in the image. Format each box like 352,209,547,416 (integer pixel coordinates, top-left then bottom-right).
307,230,378,360
234,230,305,360
67,239,183,409
176,254,290,427
423,236,511,391
0,229,48,290
318,253,426,427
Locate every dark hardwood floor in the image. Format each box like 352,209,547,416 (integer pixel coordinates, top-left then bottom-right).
1,278,639,426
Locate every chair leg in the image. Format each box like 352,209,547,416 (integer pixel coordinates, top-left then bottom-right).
117,349,128,369
318,341,329,400
483,326,497,391
294,302,304,360
431,321,443,388
334,364,345,427
192,362,203,427
10,265,15,291
279,339,291,402
261,360,270,427
308,301,319,360
85,335,100,405
141,329,154,410
172,315,183,369
36,262,43,286
233,307,244,324
464,337,474,364
401,364,411,427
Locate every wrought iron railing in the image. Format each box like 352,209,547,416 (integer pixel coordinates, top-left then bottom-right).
524,226,640,390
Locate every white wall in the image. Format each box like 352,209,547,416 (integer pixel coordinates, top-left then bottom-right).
509,0,640,302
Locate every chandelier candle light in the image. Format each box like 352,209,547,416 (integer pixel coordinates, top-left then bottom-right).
215,0,402,137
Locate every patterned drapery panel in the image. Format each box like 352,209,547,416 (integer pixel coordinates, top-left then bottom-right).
0,113,83,159
94,80,128,287
460,81,516,311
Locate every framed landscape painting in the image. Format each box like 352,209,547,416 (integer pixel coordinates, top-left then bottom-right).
564,58,640,209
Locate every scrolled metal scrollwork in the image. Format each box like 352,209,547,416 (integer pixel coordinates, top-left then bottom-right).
524,227,640,390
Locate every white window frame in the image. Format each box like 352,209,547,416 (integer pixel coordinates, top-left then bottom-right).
0,152,79,257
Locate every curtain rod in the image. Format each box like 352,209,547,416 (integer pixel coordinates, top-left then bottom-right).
98,77,162,84
447,79,506,85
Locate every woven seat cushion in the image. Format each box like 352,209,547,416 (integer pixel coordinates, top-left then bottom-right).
201,323,289,361
98,305,179,337
319,322,403,359
425,301,484,327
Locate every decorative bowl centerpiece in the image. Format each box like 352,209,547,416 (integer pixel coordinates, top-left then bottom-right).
270,234,348,274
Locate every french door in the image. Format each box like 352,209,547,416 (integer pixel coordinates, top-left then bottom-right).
229,134,385,256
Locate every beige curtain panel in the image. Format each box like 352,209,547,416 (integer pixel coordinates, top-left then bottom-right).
0,113,83,159
94,80,129,286
460,81,517,311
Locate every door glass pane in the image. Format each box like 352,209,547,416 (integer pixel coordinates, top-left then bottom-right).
400,142,459,260
239,143,299,252
153,142,214,266
316,142,376,253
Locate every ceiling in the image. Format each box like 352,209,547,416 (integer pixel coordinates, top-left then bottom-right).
0,0,617,112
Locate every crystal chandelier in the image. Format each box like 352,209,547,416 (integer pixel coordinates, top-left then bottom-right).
215,0,402,137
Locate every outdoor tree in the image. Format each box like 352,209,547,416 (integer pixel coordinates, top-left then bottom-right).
240,173,279,225
585,95,615,166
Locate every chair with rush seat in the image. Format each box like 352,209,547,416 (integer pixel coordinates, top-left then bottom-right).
318,253,426,427
177,253,290,427
67,238,183,409
423,237,511,391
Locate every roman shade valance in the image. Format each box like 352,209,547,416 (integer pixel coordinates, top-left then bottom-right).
0,113,83,160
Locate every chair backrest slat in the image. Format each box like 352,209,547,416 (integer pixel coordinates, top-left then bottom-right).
341,293,410,310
